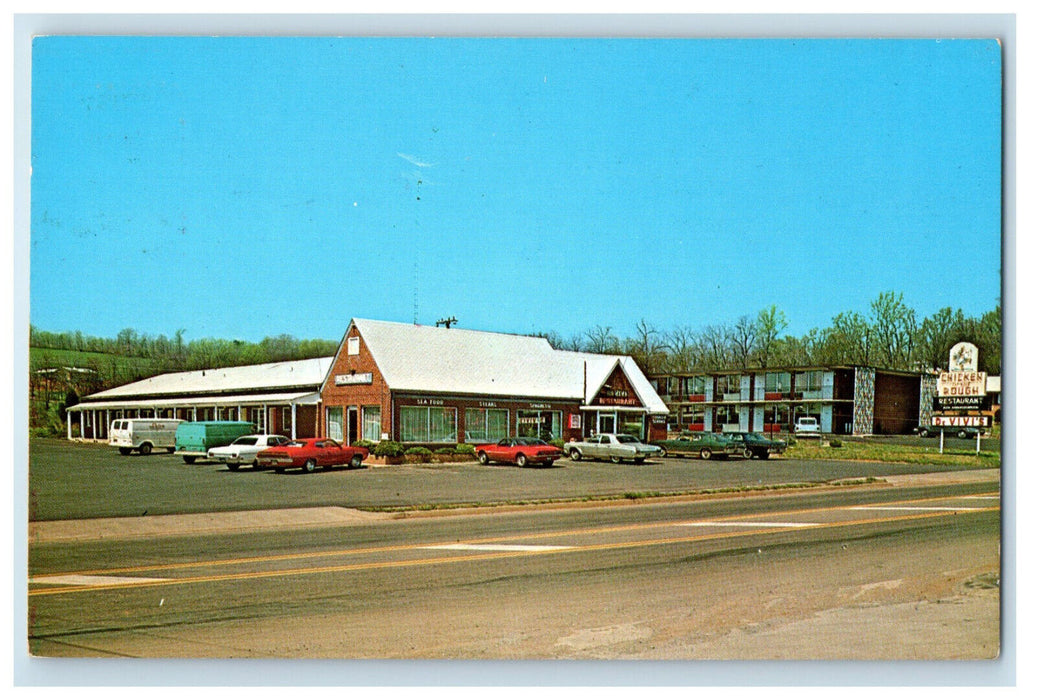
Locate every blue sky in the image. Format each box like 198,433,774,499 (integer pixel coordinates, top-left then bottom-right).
29,36,1003,344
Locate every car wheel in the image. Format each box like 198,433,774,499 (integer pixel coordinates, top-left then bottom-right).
350,454,363,469
139,443,152,456
957,429,969,439
919,428,930,438
303,458,317,473
568,449,582,461
251,459,260,469
610,456,622,464
118,447,132,456
168,447,176,453
758,450,771,459
227,463,240,471
742,448,753,459
516,453,528,468
658,448,668,458
183,456,196,464
699,447,712,460
477,451,490,465
634,457,646,464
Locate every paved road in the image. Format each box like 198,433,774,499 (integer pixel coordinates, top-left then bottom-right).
27,478,1000,659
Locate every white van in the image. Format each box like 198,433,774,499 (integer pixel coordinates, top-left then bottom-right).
794,416,821,436
109,418,183,455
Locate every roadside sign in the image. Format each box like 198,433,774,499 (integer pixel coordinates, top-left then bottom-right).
937,370,987,398
931,415,990,428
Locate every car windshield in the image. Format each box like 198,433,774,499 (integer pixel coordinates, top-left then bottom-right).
233,437,258,446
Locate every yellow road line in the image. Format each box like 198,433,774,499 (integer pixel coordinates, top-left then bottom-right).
33,491,998,579
28,505,999,597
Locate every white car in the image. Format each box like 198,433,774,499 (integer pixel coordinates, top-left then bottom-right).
794,417,821,436
563,433,663,464
207,434,291,470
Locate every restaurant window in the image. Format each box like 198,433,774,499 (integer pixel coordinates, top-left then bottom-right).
400,406,457,443
327,406,344,441
517,410,562,441
362,405,381,441
465,408,509,442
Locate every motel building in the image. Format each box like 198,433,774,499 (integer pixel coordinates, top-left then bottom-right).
649,366,939,436
65,357,334,441
319,319,670,445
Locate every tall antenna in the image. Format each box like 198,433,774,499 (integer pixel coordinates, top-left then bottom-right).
436,316,458,329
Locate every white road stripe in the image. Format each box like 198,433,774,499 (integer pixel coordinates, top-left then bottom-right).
30,574,170,587
678,521,819,528
849,506,983,512
423,544,573,552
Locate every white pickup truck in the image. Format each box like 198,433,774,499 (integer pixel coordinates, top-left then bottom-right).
563,433,663,464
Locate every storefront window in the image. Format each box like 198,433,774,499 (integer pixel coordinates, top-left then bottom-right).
400,406,457,443
465,408,509,442
620,415,645,439
326,406,344,441
430,408,456,443
517,410,562,441
362,406,381,441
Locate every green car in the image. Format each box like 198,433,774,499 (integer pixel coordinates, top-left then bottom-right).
724,432,788,459
652,433,743,460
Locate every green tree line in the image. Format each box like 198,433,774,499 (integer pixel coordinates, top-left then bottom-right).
537,292,1002,376
30,326,340,388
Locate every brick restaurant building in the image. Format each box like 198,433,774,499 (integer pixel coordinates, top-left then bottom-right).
319,319,670,445
649,366,937,436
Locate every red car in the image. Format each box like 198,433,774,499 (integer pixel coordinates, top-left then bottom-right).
474,437,563,467
256,438,369,473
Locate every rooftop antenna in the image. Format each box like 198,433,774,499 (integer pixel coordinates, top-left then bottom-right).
436,316,458,329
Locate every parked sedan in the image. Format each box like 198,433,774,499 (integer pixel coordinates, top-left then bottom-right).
256,438,369,473
474,437,563,467
724,432,788,459
563,433,663,464
207,434,291,470
652,433,743,460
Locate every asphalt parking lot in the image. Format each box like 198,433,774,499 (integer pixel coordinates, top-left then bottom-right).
28,437,993,521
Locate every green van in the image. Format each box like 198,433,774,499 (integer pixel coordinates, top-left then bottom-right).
175,421,255,464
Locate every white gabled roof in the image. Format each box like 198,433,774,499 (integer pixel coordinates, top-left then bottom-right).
84,357,335,400
351,319,668,413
